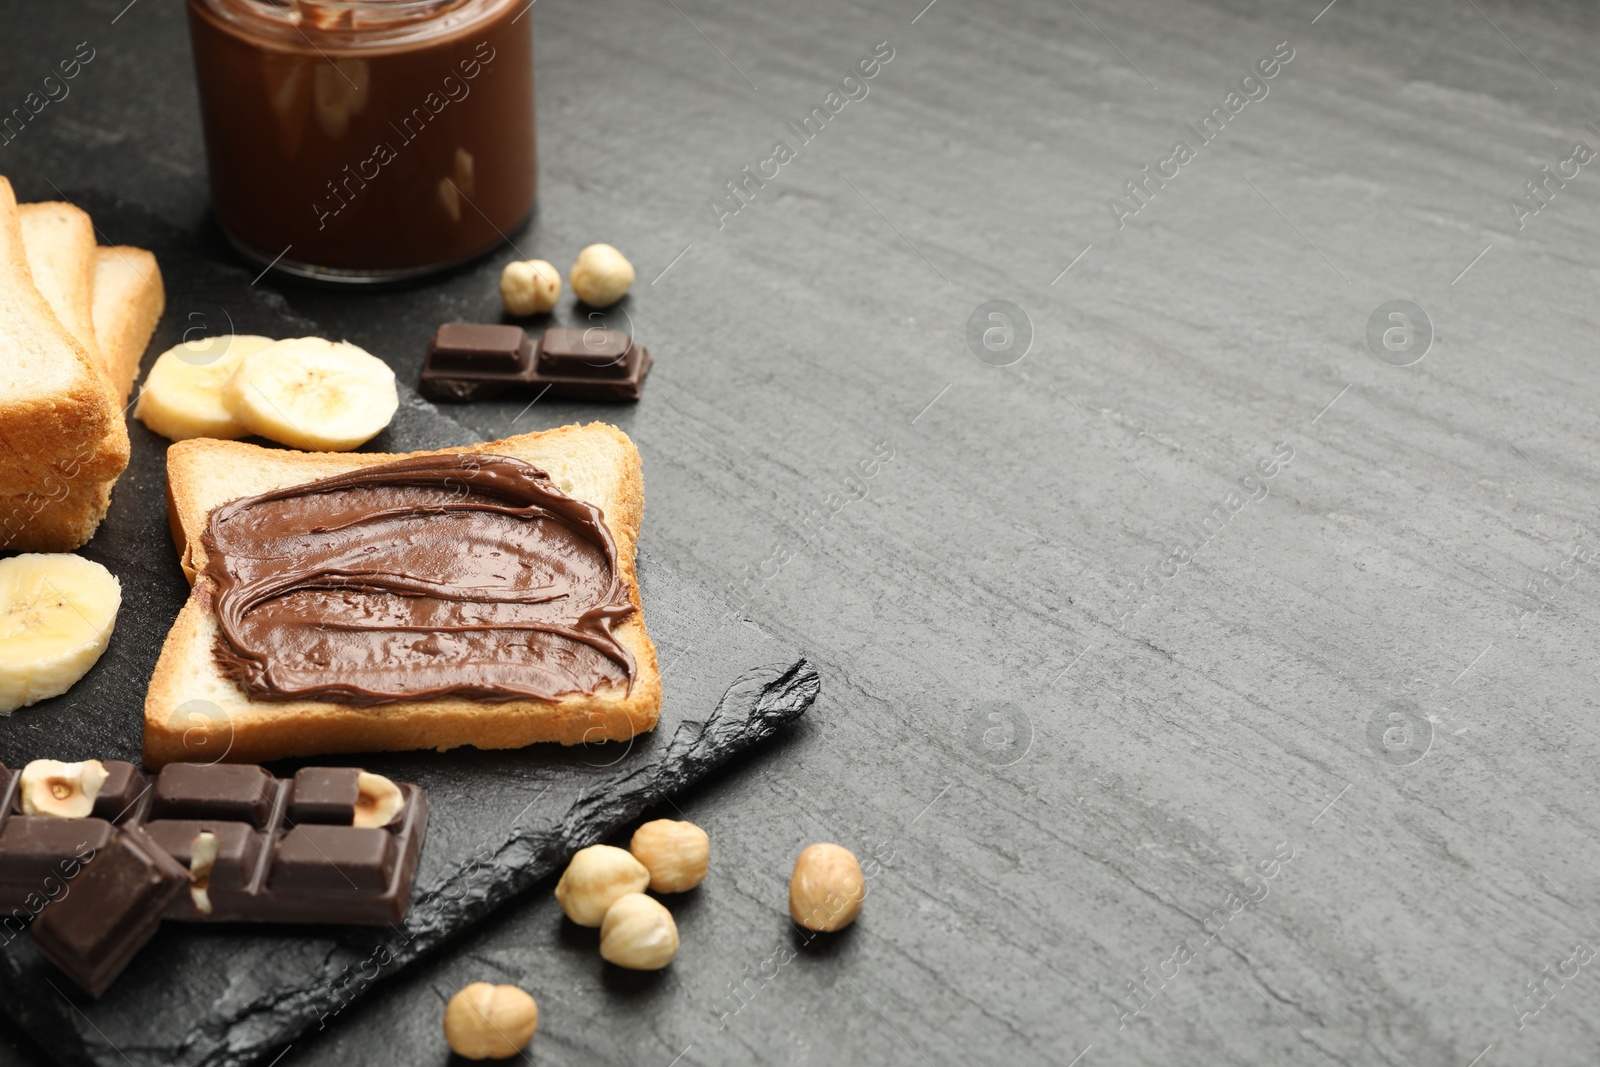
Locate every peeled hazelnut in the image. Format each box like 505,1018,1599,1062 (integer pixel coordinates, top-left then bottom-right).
353,771,405,828
789,842,865,932
599,892,679,970
443,982,538,1060
569,243,634,308
19,759,109,818
553,844,649,926
190,831,219,916
629,819,709,893
499,259,561,316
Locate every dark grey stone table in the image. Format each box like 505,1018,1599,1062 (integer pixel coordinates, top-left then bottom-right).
4,0,1599,1063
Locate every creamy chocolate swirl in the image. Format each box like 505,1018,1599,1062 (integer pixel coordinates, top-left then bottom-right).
202,453,635,704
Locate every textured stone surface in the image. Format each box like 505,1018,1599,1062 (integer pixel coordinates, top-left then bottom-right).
5,0,1600,1064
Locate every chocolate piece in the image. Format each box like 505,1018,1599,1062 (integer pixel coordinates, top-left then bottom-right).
202,453,637,705
272,827,397,894
287,768,362,825
144,821,261,893
90,761,148,824
418,323,536,402
533,327,652,400
153,764,274,827
419,324,652,403
30,828,187,998
537,326,632,377
0,819,114,884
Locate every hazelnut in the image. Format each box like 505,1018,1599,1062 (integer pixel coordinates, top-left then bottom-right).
629,819,709,893
190,831,219,915
443,982,538,1060
499,259,561,316
569,243,634,308
788,843,865,932
353,771,404,828
598,892,679,970
19,759,109,818
553,844,649,927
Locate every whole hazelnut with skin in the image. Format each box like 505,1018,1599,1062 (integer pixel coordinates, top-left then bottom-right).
599,892,679,970
443,982,538,1060
789,843,865,932
569,243,634,307
499,259,561,315
553,844,649,927
629,819,709,893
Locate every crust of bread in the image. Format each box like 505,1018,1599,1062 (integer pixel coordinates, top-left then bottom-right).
0,178,128,496
144,423,659,768
19,201,99,361
0,479,114,552
92,246,164,403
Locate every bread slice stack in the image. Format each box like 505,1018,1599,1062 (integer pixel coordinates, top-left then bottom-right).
145,423,661,767
0,177,165,552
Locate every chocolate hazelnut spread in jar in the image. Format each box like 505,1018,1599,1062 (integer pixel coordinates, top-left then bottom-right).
187,0,535,282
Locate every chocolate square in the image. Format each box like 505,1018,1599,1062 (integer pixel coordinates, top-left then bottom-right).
91,761,147,824
531,327,653,401
419,323,536,402
153,765,276,828
144,821,261,892
430,323,530,372
287,768,361,825
0,818,115,883
269,826,396,894
537,327,633,378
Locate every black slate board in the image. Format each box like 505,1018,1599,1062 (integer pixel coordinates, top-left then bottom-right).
0,199,818,1067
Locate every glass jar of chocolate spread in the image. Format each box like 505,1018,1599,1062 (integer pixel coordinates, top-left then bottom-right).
187,0,535,283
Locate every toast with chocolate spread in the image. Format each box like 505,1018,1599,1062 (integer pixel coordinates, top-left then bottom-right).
144,423,660,767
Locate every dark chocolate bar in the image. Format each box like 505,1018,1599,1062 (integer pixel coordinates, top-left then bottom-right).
0,760,429,997
418,323,652,403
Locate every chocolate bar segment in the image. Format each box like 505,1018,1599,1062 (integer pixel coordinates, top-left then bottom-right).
419,323,536,402
537,326,632,377
30,828,187,998
271,826,397,894
287,768,362,825
91,761,148,824
144,821,260,893
0,819,113,884
153,764,275,827
533,327,652,400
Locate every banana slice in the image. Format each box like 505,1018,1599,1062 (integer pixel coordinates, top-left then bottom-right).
224,337,399,452
0,554,122,714
134,335,278,442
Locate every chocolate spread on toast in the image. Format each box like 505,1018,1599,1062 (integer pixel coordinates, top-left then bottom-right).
202,454,635,704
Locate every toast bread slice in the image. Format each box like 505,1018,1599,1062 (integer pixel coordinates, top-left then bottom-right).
0,178,128,497
0,479,114,552
92,245,164,402
18,201,99,362
145,423,659,767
